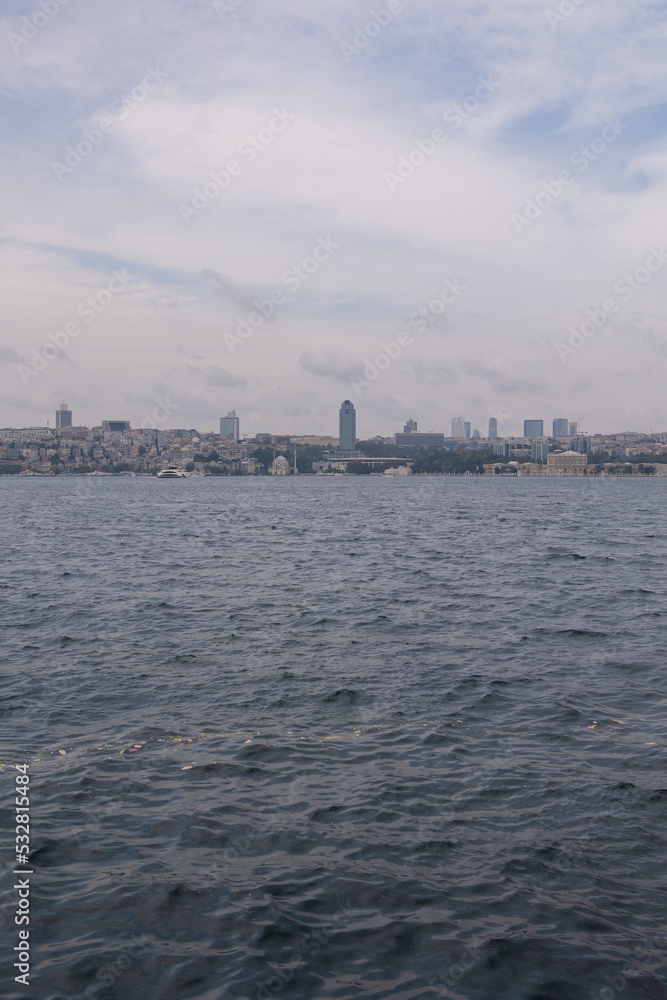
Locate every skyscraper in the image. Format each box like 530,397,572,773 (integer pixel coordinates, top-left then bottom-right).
404,419,418,433
523,420,544,438
531,440,549,462
464,421,471,440
569,421,578,437
488,417,498,439
220,411,240,440
553,418,569,437
451,416,465,438
339,400,356,452
55,402,72,429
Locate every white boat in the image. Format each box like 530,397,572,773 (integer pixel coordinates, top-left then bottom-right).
157,465,189,479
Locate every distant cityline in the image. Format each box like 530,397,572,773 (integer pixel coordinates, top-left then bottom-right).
3,397,667,478
11,402,645,442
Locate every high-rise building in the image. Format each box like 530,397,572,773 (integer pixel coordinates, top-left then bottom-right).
451,416,465,438
472,429,481,440
404,419,418,434
569,421,578,437
553,418,569,437
570,437,589,454
220,410,240,440
55,402,72,429
488,417,498,439
524,420,544,438
531,440,549,462
464,421,471,440
339,400,356,453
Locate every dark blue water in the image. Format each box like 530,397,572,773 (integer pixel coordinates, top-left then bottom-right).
1,477,666,1000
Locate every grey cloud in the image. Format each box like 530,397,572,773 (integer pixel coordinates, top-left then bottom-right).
404,359,455,387
201,270,257,313
299,349,362,382
460,355,548,393
188,364,247,387
0,346,24,364
175,343,204,359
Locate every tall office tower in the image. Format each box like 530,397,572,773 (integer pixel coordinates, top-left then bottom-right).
553,418,569,437
451,416,465,438
220,411,240,440
339,400,356,452
464,421,471,440
488,417,498,439
569,421,578,437
531,440,549,462
472,429,481,440
55,402,72,429
524,419,544,438
404,419,418,434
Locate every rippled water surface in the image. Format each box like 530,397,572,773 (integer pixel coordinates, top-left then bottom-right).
1,476,666,1000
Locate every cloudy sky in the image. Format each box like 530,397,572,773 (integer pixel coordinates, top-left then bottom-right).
2,0,667,437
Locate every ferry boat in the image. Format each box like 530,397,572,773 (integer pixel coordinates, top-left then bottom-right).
157,465,189,479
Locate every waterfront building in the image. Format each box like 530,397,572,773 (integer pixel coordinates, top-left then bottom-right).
524,420,544,438
488,417,498,439
55,403,72,429
220,411,240,441
339,400,357,453
546,450,588,475
270,455,290,476
553,418,569,437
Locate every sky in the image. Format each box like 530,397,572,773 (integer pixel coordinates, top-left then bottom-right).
2,0,667,438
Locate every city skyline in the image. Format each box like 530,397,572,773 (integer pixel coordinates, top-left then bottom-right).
2,2,667,435
0,398,661,442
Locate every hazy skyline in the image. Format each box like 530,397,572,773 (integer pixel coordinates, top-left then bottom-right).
2,0,667,436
